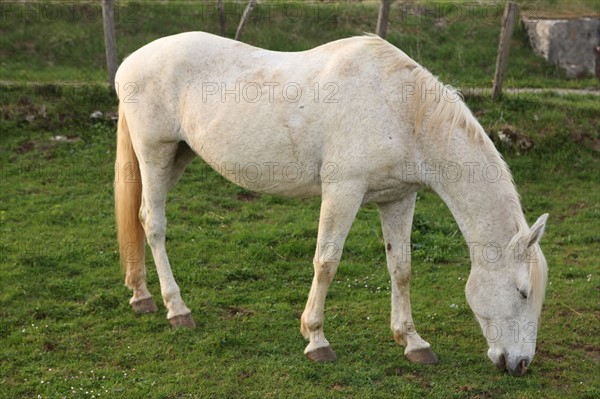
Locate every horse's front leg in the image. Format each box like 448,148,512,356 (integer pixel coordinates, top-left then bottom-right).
301,183,364,362
379,194,439,365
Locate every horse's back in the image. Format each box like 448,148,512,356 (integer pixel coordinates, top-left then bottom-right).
116,32,419,198
116,31,380,95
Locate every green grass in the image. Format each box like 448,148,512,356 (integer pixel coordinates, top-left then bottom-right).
1,83,599,398
1,1,599,398
1,1,598,88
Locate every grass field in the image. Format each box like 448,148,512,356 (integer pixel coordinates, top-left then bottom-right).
1,1,599,398
1,0,599,88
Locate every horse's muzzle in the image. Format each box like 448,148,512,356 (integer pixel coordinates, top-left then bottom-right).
507,358,530,377
489,349,530,376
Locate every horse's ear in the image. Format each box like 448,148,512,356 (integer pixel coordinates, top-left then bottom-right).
510,214,549,256
526,214,548,248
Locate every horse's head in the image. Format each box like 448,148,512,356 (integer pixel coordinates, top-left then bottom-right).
465,214,548,376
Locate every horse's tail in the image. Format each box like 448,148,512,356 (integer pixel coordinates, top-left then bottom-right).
115,104,145,288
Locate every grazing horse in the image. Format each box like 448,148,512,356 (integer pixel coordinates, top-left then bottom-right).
114,32,548,376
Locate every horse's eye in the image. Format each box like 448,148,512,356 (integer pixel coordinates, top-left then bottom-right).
517,287,528,300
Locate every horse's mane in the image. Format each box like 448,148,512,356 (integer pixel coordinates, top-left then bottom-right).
363,35,546,313
363,35,516,192
363,34,482,141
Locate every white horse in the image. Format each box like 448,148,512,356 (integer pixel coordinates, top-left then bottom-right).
114,32,548,376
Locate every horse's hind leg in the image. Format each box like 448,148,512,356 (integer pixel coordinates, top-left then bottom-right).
301,182,363,362
379,194,438,365
130,283,157,314
137,141,197,328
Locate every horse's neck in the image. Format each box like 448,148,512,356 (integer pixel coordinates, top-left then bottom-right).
420,132,526,250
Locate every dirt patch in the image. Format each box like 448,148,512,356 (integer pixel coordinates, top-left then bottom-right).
572,130,600,152
492,125,535,152
223,306,255,320
14,136,80,159
331,383,345,391
44,341,57,352
585,346,600,362
238,369,255,381
471,390,505,399
237,191,260,202
571,341,600,362
537,346,567,362
455,385,507,398
16,140,36,154
385,367,431,389
2,96,47,124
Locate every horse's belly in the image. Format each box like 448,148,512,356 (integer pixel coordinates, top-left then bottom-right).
181,94,329,197
202,155,324,197
363,183,422,204
190,126,324,197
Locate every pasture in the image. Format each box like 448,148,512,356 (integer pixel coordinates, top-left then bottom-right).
1,1,599,398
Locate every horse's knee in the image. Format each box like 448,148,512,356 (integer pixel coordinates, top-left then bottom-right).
313,260,339,283
392,265,410,286
142,215,166,247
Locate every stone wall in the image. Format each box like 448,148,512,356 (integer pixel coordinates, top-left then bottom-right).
523,17,600,78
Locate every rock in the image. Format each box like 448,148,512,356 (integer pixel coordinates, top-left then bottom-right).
50,135,81,143
523,17,600,78
90,110,103,119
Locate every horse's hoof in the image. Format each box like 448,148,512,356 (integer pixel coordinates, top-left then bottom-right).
305,346,337,362
406,347,439,365
168,313,196,329
131,297,158,314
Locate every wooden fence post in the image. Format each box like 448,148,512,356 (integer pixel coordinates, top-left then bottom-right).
492,2,519,100
376,0,392,39
217,0,226,36
235,0,257,41
102,0,118,89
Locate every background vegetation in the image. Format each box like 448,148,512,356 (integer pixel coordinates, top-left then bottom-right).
1,1,598,398
1,0,599,87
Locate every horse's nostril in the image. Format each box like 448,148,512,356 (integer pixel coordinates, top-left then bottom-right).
509,358,529,376
496,353,506,371
519,359,528,373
